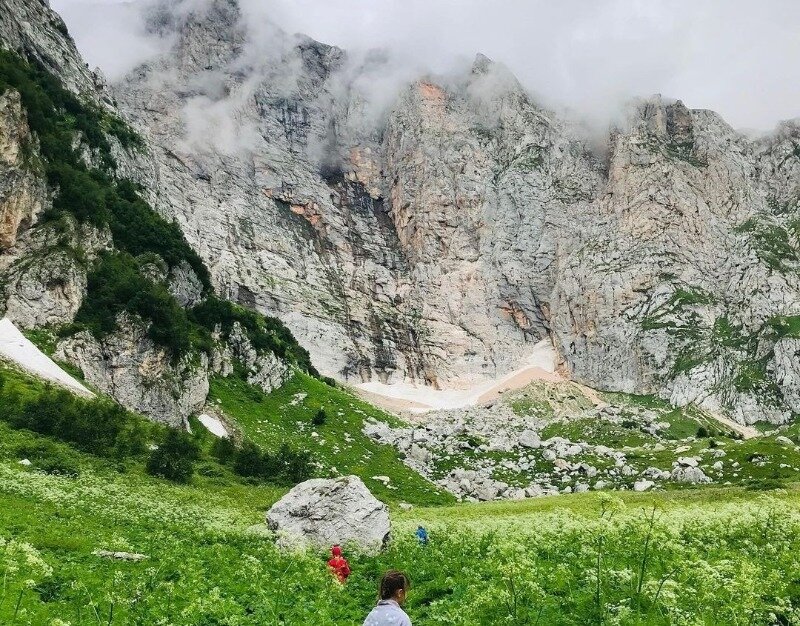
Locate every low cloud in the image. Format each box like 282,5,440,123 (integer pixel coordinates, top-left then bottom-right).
52,0,800,132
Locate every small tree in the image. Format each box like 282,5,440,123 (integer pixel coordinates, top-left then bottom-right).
277,443,312,484
232,441,281,478
147,430,200,483
211,437,236,464
232,441,265,477
312,409,327,426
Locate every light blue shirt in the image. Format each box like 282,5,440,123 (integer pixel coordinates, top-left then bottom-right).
362,599,412,626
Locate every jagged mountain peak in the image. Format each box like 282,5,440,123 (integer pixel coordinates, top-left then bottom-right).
0,0,108,101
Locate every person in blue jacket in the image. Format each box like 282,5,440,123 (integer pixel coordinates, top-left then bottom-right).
414,525,429,546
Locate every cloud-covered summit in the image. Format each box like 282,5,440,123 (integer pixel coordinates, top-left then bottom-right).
52,0,800,132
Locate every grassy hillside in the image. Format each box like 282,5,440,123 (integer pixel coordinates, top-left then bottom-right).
210,373,453,506
2,414,800,624
0,361,799,623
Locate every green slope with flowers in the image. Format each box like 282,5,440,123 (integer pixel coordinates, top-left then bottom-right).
2,405,800,622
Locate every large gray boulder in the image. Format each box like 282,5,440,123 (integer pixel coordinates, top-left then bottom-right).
266,476,390,552
670,466,712,484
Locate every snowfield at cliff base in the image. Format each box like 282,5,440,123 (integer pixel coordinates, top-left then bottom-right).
0,318,91,397
357,339,564,411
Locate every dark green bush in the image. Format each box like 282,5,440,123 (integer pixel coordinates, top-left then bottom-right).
147,430,201,483
210,437,237,465
230,440,312,484
312,409,327,426
744,478,785,491
15,441,80,477
46,163,110,225
75,252,199,358
233,441,277,478
277,443,312,483
0,382,149,459
696,426,709,438
108,180,210,289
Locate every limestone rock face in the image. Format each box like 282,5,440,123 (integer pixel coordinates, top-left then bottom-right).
54,313,209,427
1,216,111,328
0,0,108,101
167,260,204,308
212,321,292,393
112,1,604,389
113,4,426,385
551,98,800,424
0,1,301,428
5,0,800,426
0,90,44,251
266,475,390,552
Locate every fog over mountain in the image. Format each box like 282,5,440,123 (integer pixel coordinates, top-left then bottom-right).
51,0,800,132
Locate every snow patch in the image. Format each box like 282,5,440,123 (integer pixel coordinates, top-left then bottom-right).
0,318,92,397
357,339,560,412
198,413,229,438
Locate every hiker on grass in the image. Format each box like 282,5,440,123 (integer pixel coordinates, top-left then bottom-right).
327,545,351,583
363,570,412,626
414,526,429,546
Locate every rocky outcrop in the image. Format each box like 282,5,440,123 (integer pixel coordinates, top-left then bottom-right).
0,90,43,251
552,98,800,424
0,0,108,101
266,475,390,551
671,465,712,484
212,321,291,393
0,59,112,332
1,216,111,328
168,260,204,308
50,310,293,425
54,313,209,427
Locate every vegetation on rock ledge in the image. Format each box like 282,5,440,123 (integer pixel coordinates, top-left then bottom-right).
0,49,316,374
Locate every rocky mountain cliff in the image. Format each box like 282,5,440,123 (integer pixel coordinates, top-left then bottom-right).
112,0,605,388
0,0,308,426
2,0,800,425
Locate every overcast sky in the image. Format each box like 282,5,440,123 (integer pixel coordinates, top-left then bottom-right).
51,0,800,131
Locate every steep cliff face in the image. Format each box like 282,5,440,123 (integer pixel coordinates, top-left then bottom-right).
0,89,43,250
106,0,800,422
383,61,602,384
114,0,428,385
0,0,304,426
552,100,800,423
0,0,107,100
1,215,111,327
112,1,605,388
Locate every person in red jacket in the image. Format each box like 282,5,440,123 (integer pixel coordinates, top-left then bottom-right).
327,545,351,583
